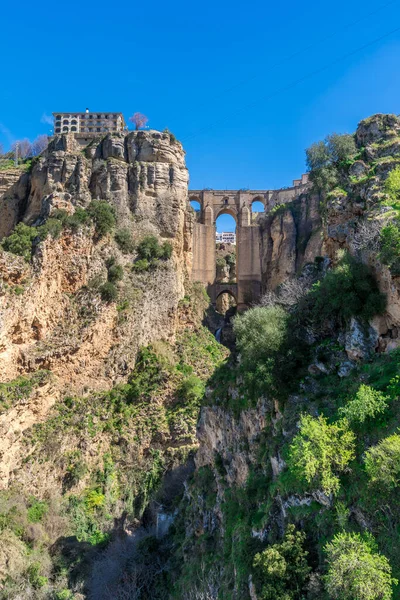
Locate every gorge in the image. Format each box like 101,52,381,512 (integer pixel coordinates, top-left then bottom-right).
0,113,400,599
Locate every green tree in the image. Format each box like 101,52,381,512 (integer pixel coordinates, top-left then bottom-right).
306,140,330,171
339,384,388,424
364,434,400,489
1,223,37,261
233,305,288,366
306,133,356,194
87,200,116,237
253,524,311,600
380,221,400,274
324,532,397,600
288,414,355,495
326,133,357,163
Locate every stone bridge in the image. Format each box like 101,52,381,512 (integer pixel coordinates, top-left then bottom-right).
190,176,309,309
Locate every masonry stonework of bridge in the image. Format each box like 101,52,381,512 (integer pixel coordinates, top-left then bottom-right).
190,176,309,309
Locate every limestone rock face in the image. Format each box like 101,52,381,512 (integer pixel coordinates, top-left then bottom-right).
260,193,323,290
356,113,400,146
0,132,193,485
0,170,30,239
196,400,268,487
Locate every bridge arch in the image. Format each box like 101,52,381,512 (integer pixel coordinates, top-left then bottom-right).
215,287,237,303
215,206,238,222
251,196,266,212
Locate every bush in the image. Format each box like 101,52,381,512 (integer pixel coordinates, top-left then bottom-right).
115,228,134,253
324,532,397,599
107,263,123,283
1,223,37,261
132,258,150,272
87,200,116,237
216,256,226,268
384,166,400,204
64,207,90,231
37,218,63,240
137,235,161,260
233,306,288,367
26,562,48,589
99,282,118,303
288,414,355,495
364,434,400,489
27,498,48,523
134,235,172,270
307,253,386,324
339,384,388,424
380,221,400,274
253,524,311,600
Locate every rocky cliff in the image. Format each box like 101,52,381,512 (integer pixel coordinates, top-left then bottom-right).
170,114,400,600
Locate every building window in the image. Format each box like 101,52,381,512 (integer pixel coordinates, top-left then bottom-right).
71,126,77,132
96,127,101,132
63,120,69,125
55,128,61,133
56,115,61,119
63,126,68,132
71,119,77,125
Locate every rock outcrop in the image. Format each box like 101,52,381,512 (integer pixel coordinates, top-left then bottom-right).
0,131,193,486
260,193,323,290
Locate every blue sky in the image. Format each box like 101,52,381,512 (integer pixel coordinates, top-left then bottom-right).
1,0,400,233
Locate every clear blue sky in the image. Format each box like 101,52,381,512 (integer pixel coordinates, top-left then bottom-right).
1,0,400,210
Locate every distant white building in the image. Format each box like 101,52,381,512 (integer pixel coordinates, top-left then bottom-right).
216,231,236,245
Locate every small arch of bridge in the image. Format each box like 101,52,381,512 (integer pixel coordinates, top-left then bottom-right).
215,283,238,304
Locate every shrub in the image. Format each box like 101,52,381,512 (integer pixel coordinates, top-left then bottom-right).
107,263,123,283
216,256,226,268
64,207,90,231
115,227,134,253
137,235,172,261
137,235,161,260
132,258,150,272
27,498,48,523
37,217,63,240
134,235,172,270
384,166,400,204
84,489,105,513
161,241,172,259
87,200,116,237
176,375,205,403
99,282,118,302
380,221,400,274
233,306,288,367
1,223,37,261
339,384,389,424
26,562,48,589
288,414,355,495
324,532,397,599
364,434,400,489
307,253,386,324
253,524,311,600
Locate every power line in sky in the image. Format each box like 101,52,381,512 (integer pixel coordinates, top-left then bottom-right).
182,23,400,142
196,0,398,108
